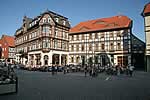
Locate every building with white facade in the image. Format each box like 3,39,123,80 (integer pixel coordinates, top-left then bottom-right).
69,15,145,69
15,10,70,68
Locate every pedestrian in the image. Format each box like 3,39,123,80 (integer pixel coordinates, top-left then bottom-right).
84,66,87,77
129,65,134,77
55,65,57,74
63,65,66,74
117,65,121,76
89,67,92,76
52,65,55,75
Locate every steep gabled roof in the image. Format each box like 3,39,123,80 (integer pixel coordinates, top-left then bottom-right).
70,15,132,34
28,10,71,29
142,3,150,16
2,35,15,47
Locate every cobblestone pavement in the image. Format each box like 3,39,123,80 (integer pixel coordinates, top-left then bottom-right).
0,70,150,100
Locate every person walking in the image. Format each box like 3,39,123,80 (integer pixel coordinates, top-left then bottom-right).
52,65,55,75
84,66,87,77
129,65,134,77
63,65,66,74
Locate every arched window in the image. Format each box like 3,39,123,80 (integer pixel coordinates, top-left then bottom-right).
76,56,80,63
71,57,74,63
44,55,49,65
110,43,114,50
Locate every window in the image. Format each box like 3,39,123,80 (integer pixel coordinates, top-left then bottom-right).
34,32,37,37
76,56,79,63
42,26,50,33
82,34,84,40
117,43,121,50
55,18,59,22
71,45,74,51
89,34,92,39
54,40,58,48
95,33,98,39
117,32,121,37
25,35,27,40
62,42,66,49
29,34,31,39
101,44,105,50
65,33,68,39
76,35,79,40
44,55,48,65
24,47,27,52
76,44,79,51
55,30,58,37
29,23,32,27
63,20,66,25
31,22,34,26
72,35,74,40
48,18,51,23
82,45,84,51
71,57,74,63
43,18,46,23
89,44,92,51
110,43,114,50
62,31,65,39
110,33,113,38
34,20,37,24
32,32,34,38
101,33,104,38
43,39,50,48
123,40,129,50
95,43,98,51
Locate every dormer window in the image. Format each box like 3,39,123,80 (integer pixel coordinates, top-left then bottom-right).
63,20,66,25
29,23,32,27
43,18,46,23
48,18,51,23
55,18,59,22
34,20,37,24
31,22,34,26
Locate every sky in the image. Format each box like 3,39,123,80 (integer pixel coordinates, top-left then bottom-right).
0,0,149,41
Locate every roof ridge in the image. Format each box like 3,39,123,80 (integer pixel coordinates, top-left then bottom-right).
78,15,128,23
70,15,131,33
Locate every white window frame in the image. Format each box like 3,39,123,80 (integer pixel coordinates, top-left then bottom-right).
43,18,46,23
48,18,51,23
63,20,66,25
55,18,59,22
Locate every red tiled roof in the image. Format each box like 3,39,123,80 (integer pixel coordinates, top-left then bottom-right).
143,3,150,15
3,35,15,47
70,15,132,34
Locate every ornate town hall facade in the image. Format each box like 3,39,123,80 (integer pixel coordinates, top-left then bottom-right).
15,10,70,67
69,15,145,68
